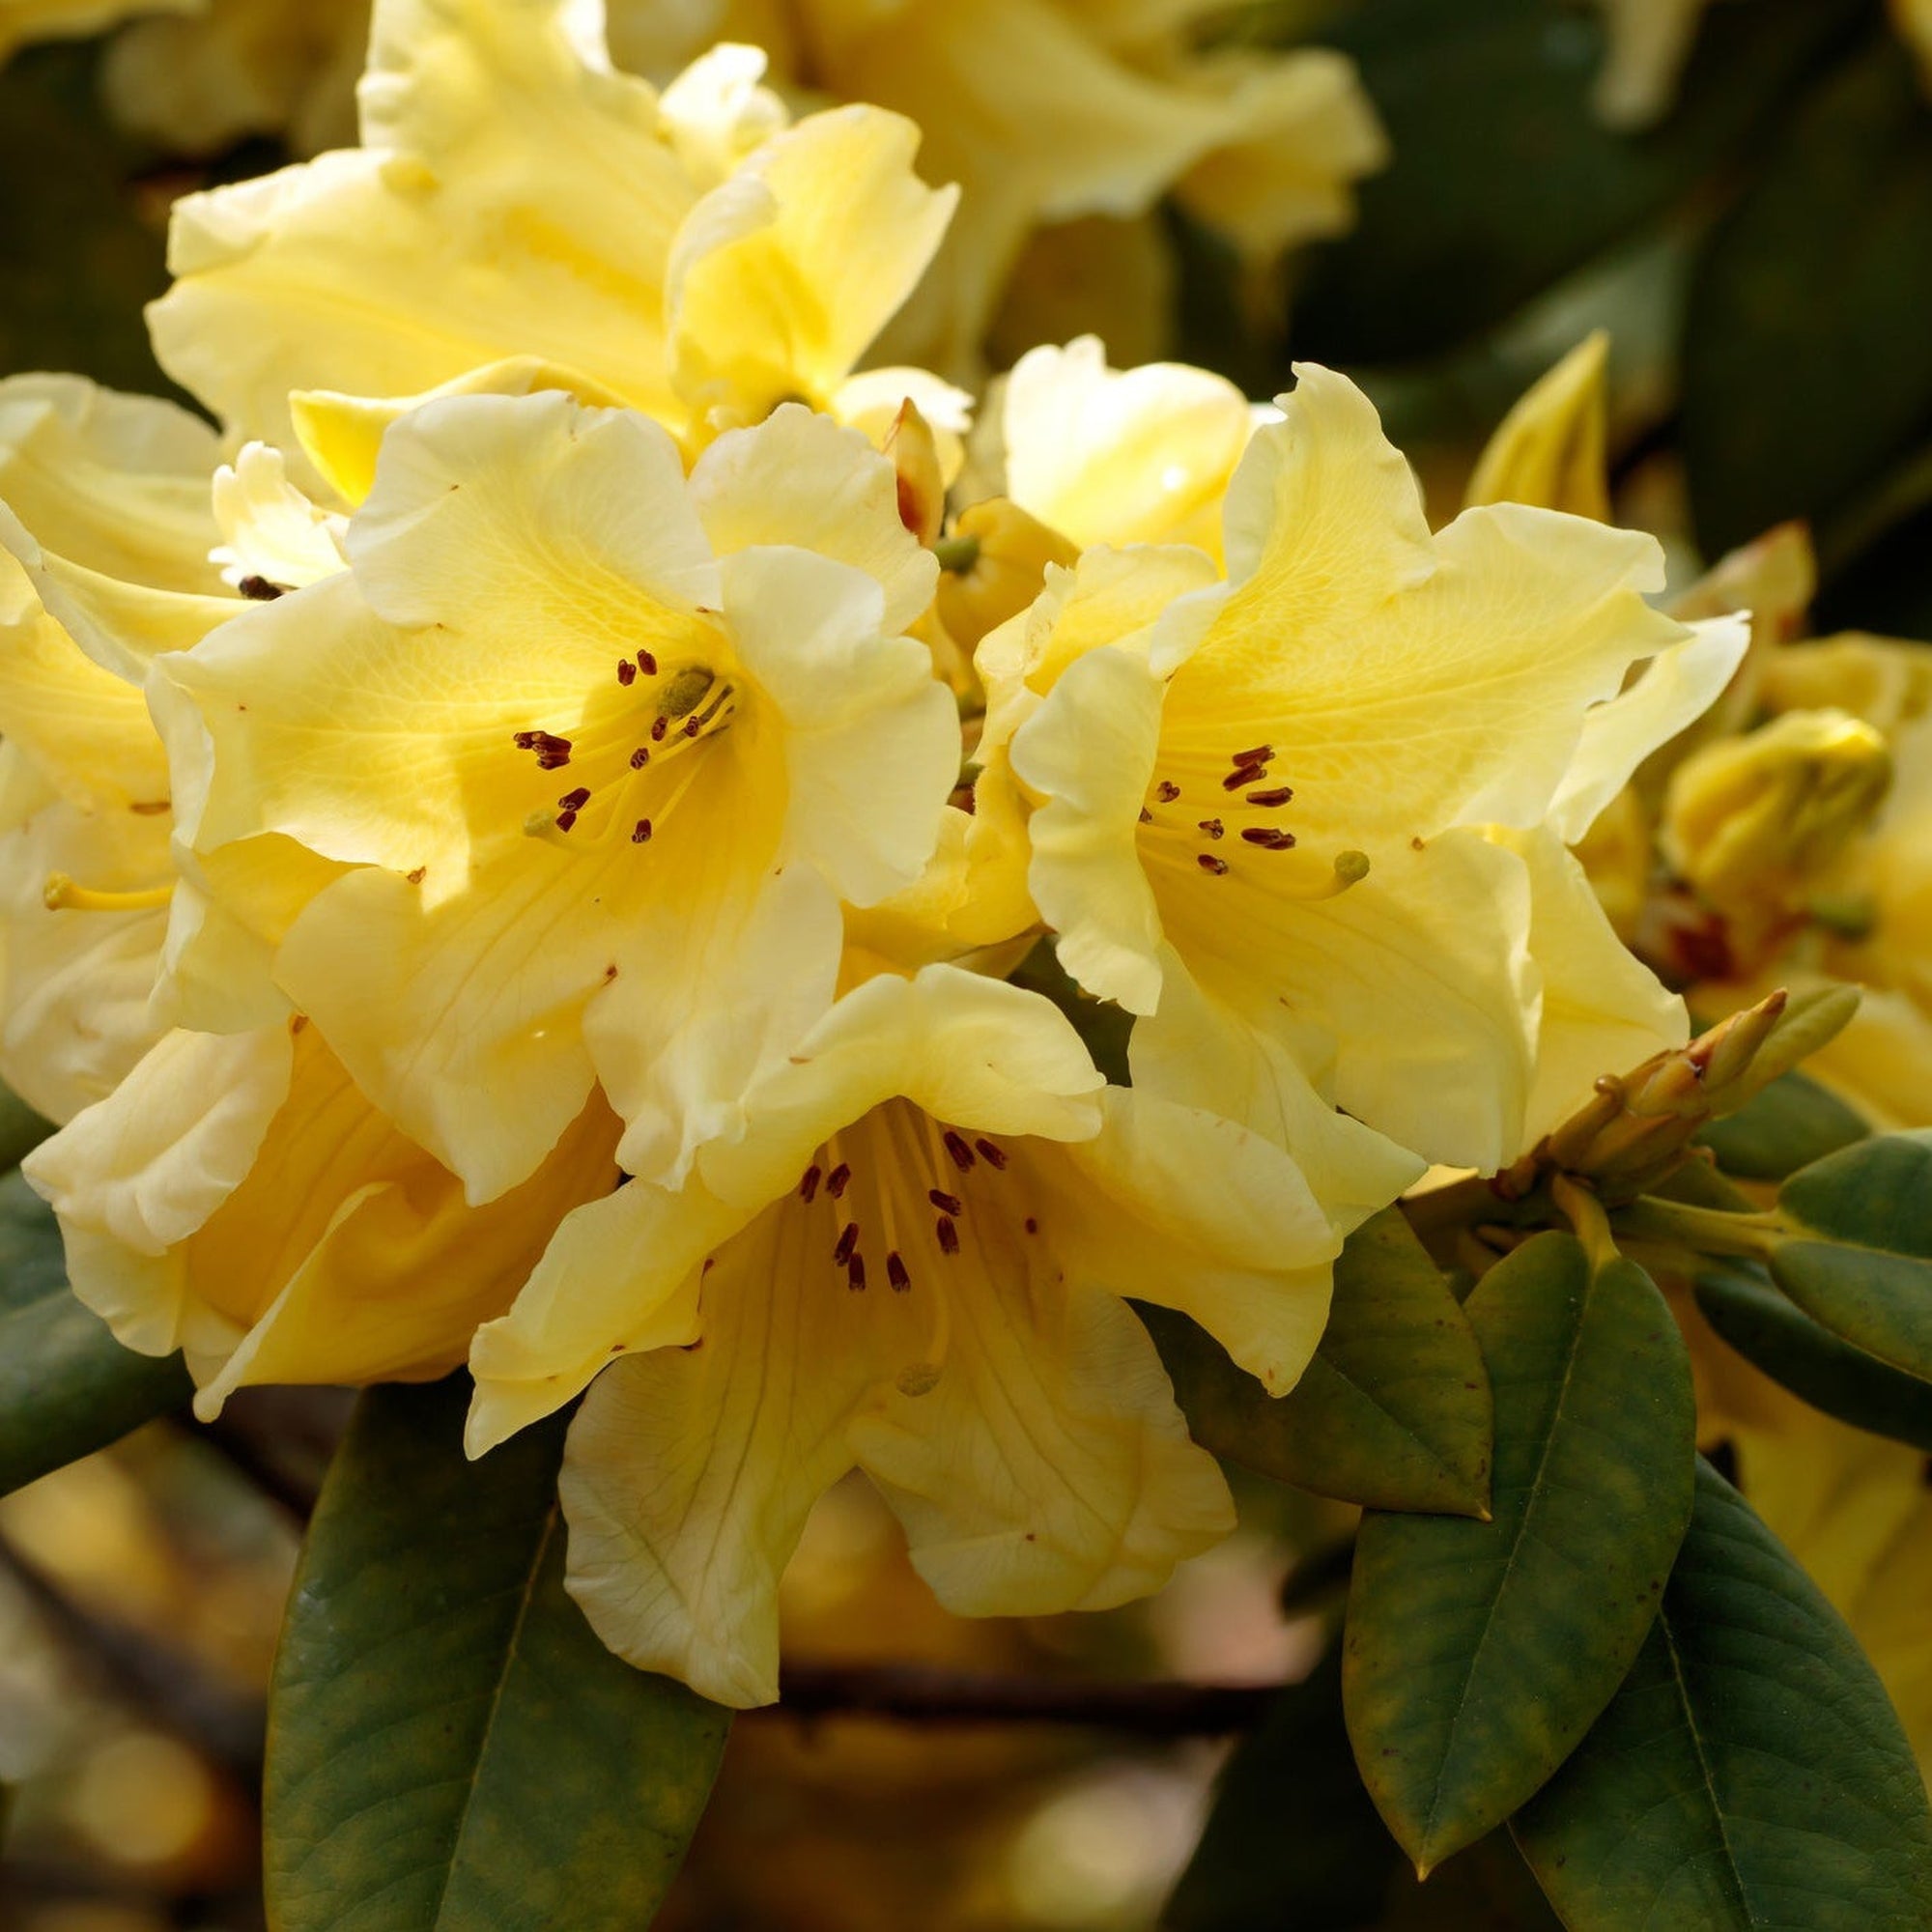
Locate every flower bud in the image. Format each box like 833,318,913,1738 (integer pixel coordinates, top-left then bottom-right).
1662,709,1892,938
934,497,1079,653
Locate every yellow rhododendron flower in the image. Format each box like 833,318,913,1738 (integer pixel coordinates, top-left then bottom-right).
994,335,1272,561
469,964,1384,1707
1463,331,1612,526
0,376,231,1123
148,0,958,465
157,392,960,1205
24,1017,621,1418
983,363,1745,1171
612,0,1386,374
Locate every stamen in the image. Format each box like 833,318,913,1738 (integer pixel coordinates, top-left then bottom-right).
1198,818,1224,839
1155,781,1181,803
942,1131,976,1172
237,574,284,601
847,1254,867,1293
827,1163,852,1199
1139,808,1152,824
638,649,658,676
650,716,668,743
1198,854,1230,875
632,819,652,843
974,1138,1008,1170
557,786,591,812
1233,743,1275,766
1246,785,1294,808
833,1222,860,1265
1024,1217,1038,1235
616,660,637,687
935,1214,959,1254
1223,762,1266,791
799,1164,822,1202
927,1188,962,1215
554,809,580,833
1241,828,1296,850
887,1252,911,1293
42,874,172,914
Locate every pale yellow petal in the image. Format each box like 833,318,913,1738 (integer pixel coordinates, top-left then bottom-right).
1464,332,1612,523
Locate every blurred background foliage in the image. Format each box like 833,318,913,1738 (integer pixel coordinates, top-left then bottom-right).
3,1,1930,1926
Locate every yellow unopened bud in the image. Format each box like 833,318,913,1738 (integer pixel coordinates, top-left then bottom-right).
1465,331,1610,522
934,498,1079,653
883,396,946,547
1758,633,1932,740
1662,709,1892,932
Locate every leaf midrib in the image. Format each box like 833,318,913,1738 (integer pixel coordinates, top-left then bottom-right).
422,1503,558,1929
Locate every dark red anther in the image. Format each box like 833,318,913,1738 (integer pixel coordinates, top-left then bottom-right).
1241,828,1297,850
1155,781,1180,803
887,1252,910,1293
943,1131,976,1172
632,819,653,843
927,1188,962,1216
1198,853,1230,875
1246,785,1294,808
1024,1216,1038,1235
630,747,650,769
554,809,579,833
974,1138,1008,1170
650,716,668,742
638,649,658,676
799,1164,821,1202
1233,744,1274,766
847,1253,867,1292
1223,763,1266,791
833,1222,860,1265
1197,818,1224,839
827,1163,851,1199
935,1215,959,1255
514,730,539,749
616,660,637,687
557,786,591,812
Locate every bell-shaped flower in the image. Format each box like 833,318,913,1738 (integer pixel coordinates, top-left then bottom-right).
615,0,1384,376
156,391,960,1205
467,964,1370,1708
986,364,1747,1172
24,1013,621,1420
148,0,957,465
0,376,238,1122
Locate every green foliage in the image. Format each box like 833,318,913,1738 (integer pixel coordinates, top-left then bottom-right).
1694,1068,1872,1181
1683,29,1932,555
0,1169,190,1499
1514,1459,1932,1928
1695,1262,1932,1454
1145,1207,1492,1517
1771,1130,1932,1380
266,1378,729,1932
1343,1231,1695,1875
1292,0,1866,365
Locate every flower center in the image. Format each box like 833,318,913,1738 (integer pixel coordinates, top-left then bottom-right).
512,644,741,856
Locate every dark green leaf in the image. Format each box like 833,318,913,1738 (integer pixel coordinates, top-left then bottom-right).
0,1083,53,1175
1695,1069,1871,1181
1695,1262,1932,1454
266,1377,728,1932
0,1171,191,1499
1770,1131,1932,1380
1293,0,1868,365
1145,1207,1492,1517
1514,1459,1932,1928
1164,1646,1399,1931
1344,1232,1695,1873
1684,31,1932,554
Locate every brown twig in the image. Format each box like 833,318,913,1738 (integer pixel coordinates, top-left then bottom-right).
760,1662,1277,1735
